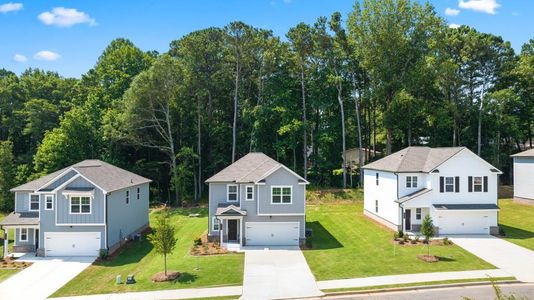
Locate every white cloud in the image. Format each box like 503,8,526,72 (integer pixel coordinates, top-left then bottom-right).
458,0,500,15
449,23,461,29
445,8,460,16
38,7,96,27
0,2,22,13
34,50,61,61
13,54,27,62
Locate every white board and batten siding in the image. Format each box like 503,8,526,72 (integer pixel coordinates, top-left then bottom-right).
44,232,101,256
513,157,534,200
245,222,299,246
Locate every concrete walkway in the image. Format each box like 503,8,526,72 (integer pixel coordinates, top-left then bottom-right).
317,269,510,290
241,246,323,299
0,255,95,300
451,235,534,282
49,286,243,300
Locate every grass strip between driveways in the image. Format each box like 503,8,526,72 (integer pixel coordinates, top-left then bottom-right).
322,276,517,293
499,199,534,251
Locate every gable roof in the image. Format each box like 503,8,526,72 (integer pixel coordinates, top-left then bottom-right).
11,159,152,193
511,148,534,158
205,152,307,184
362,146,466,173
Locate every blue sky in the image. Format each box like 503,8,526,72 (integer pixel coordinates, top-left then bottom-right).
0,0,532,78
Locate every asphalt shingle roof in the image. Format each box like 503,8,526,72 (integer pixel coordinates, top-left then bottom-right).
433,204,499,210
205,152,283,183
0,212,39,226
511,148,534,157
11,160,152,193
363,146,465,173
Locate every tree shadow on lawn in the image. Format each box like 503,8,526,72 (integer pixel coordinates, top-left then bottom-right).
499,224,534,239
306,221,343,250
176,272,198,284
96,239,154,267
435,256,456,262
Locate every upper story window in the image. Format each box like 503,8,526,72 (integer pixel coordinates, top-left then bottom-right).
20,228,28,241
29,194,39,211
473,176,483,192
227,185,238,202
126,190,130,204
45,195,54,210
70,196,91,214
445,177,454,192
376,173,379,185
137,187,140,200
272,186,292,204
246,186,254,201
406,176,418,188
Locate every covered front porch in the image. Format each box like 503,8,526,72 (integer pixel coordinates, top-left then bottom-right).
0,212,40,257
215,204,247,248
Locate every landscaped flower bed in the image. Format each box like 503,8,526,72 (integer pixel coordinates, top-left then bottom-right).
190,234,230,256
0,257,31,270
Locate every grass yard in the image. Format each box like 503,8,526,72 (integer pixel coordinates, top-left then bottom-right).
53,208,244,297
0,212,16,283
303,192,495,281
0,269,19,283
499,199,534,251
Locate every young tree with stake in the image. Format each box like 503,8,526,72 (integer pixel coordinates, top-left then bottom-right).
149,213,177,276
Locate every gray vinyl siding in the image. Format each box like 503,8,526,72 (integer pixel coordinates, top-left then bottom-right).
15,228,35,246
56,176,105,224
14,192,29,212
39,170,77,191
257,168,305,215
106,183,149,249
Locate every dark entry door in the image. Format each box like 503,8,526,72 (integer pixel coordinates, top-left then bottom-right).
35,229,39,249
405,209,411,231
228,219,238,241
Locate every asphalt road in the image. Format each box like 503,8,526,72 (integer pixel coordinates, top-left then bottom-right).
322,283,534,300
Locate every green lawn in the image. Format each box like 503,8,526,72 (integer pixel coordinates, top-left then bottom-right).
0,269,19,283
499,199,534,251
303,199,495,281
53,208,244,297
0,212,16,283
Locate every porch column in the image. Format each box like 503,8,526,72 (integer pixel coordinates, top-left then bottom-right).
3,228,8,258
239,219,243,246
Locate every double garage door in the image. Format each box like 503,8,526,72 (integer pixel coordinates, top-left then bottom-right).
45,232,101,256
245,222,300,246
438,212,490,235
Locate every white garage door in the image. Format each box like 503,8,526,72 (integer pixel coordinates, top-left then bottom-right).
439,213,489,235
245,222,299,246
45,232,101,256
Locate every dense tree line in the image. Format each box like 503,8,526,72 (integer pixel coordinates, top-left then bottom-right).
0,0,532,209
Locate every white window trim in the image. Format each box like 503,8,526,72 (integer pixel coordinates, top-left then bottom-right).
473,176,483,192
227,184,238,202
69,195,92,214
445,176,455,193
28,193,39,212
45,194,54,210
416,208,422,220
212,217,220,231
271,185,292,205
20,228,28,241
406,176,418,188
245,185,254,201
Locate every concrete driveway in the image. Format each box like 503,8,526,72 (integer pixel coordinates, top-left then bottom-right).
0,254,95,300
241,246,323,300
451,235,534,282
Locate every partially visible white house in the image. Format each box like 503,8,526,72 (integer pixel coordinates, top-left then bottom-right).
512,149,534,204
363,146,501,235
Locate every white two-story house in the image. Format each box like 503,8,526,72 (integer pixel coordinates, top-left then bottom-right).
363,146,501,235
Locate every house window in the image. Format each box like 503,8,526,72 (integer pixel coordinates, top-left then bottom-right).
416,208,422,220
70,196,91,214
376,173,379,185
272,186,292,204
212,217,220,231
20,228,28,241
406,176,418,188
445,177,454,192
246,186,254,201
29,194,39,211
473,176,483,192
375,200,379,213
227,185,238,202
45,195,54,210
126,190,129,204
137,187,140,200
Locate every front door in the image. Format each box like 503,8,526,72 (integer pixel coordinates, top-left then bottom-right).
35,229,39,249
228,219,238,241
405,209,411,231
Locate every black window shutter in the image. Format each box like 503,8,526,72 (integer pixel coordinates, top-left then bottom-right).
455,176,460,193
483,176,488,192
468,176,473,192
439,177,444,193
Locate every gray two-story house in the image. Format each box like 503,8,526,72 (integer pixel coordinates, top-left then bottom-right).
206,153,309,247
0,160,151,257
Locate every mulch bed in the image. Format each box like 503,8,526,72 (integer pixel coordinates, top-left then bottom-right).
392,239,452,246
417,254,439,262
0,257,32,269
151,271,181,282
191,235,230,256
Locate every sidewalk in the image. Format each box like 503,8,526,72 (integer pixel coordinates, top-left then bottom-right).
49,286,242,300
317,269,512,290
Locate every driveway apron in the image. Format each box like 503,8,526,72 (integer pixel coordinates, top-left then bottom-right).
241,246,323,300
451,235,534,282
0,255,95,300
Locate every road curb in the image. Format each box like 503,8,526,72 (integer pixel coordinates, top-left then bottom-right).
322,279,522,297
